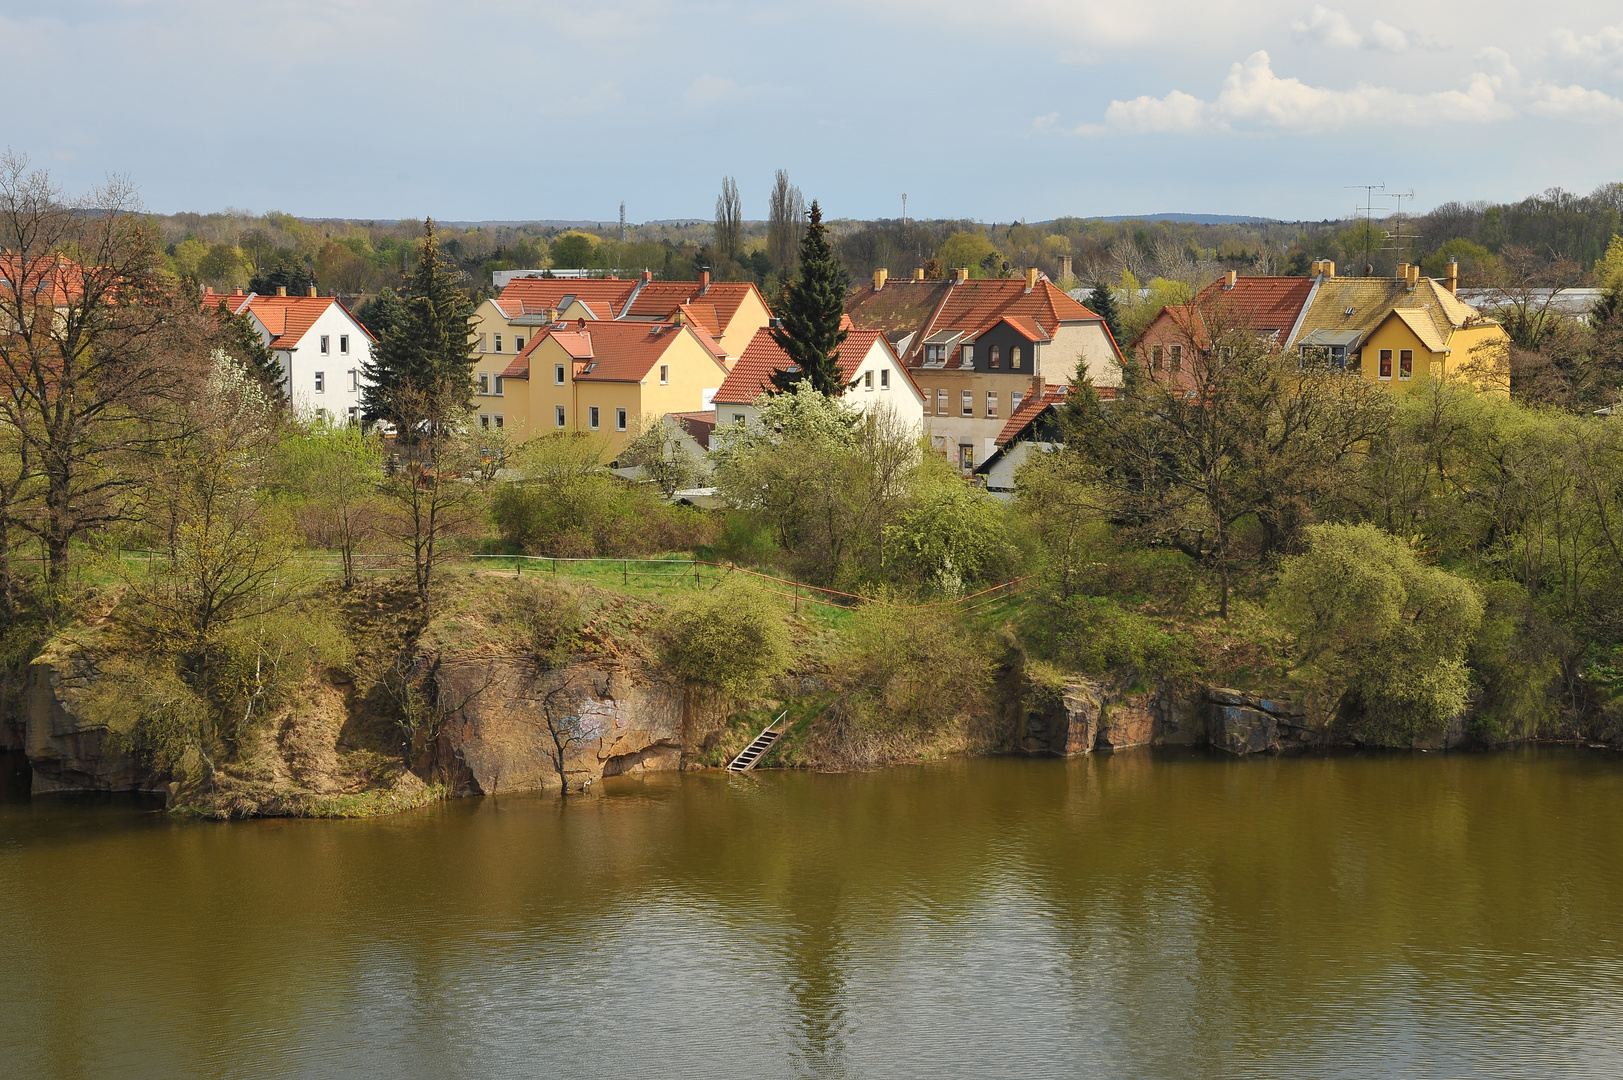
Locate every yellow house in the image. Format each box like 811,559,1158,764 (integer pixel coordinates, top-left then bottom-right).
469,277,646,406
497,318,731,454
1292,261,1510,397
614,271,774,363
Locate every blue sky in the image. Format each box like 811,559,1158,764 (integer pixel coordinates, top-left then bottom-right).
6,0,1623,223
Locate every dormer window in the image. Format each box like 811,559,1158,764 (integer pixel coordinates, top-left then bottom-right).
990,345,1000,368
1012,346,1022,370
961,345,973,366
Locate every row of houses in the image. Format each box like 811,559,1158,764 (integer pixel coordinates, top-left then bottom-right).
208,256,1508,495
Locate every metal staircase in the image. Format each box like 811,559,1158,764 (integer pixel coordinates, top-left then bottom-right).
727,712,789,773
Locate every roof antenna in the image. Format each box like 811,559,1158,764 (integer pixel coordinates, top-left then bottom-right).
1345,182,1384,275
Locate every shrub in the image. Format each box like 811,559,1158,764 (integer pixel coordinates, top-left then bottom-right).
1020,594,1188,683
658,580,790,699
884,462,1026,595
1274,522,1484,742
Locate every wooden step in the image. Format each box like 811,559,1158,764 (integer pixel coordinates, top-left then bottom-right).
727,713,789,772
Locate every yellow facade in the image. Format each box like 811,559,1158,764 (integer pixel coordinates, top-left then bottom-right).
1355,311,1510,397
711,287,773,362
501,325,728,456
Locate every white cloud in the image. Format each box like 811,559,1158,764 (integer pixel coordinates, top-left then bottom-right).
1291,5,1360,50
1525,83,1623,121
1102,90,1211,133
1551,23,1623,77
1369,20,1409,53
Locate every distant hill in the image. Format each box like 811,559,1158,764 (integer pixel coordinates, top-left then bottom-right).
1065,213,1282,225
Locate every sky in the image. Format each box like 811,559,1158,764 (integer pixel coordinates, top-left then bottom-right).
5,0,1623,224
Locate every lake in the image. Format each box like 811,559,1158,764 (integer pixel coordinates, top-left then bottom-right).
3,748,1622,1078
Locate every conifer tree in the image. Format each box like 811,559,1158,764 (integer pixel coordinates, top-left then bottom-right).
769,201,849,396
361,219,475,433
212,300,285,398
1087,280,1125,345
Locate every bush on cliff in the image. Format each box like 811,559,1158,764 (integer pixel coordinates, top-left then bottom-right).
1274,523,1484,742
658,580,790,700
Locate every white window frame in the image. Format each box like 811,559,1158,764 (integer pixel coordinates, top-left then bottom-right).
348,369,358,391
962,345,973,366
555,405,566,428
961,390,973,416
477,373,490,395
555,364,566,385
616,408,627,431
494,375,504,396
313,371,325,393
320,335,330,355
494,333,503,353
1012,390,1024,413
880,369,890,389
864,370,874,390
986,391,997,418
589,406,600,429
515,337,524,353
1011,346,1022,370
659,364,669,385
1399,349,1414,380
494,414,504,429
479,414,490,428
339,334,349,355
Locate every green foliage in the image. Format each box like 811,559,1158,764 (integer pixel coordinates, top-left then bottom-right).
248,258,315,297
619,416,705,497
1021,594,1187,682
361,219,476,430
937,230,1000,277
1274,523,1484,742
1086,280,1124,344
658,580,790,699
883,456,1024,595
548,231,598,268
211,300,284,397
496,579,584,669
769,201,850,396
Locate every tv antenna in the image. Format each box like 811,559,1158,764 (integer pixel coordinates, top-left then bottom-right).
1346,182,1385,274
1381,189,1415,257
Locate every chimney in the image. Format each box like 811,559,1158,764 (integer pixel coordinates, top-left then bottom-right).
1322,260,1335,279
203,285,213,297
913,267,925,282
698,269,711,293
1224,269,1238,290
547,308,559,323
1024,267,1039,292
1405,264,1420,289
307,286,318,297
873,268,888,291
641,270,652,283
1058,255,1073,281
276,286,287,296
673,310,687,326
1396,262,1409,279
955,267,969,283
1445,258,1459,295
233,287,244,296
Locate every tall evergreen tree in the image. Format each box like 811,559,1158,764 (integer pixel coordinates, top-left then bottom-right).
361,219,475,433
356,286,405,341
248,258,316,297
210,299,285,398
1087,280,1125,345
769,201,849,396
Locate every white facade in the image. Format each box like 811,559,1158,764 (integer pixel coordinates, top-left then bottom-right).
1045,321,1123,386
241,300,374,423
716,337,926,432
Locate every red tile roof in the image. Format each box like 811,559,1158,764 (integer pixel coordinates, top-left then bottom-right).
921,279,1098,350
491,277,636,319
229,293,375,350
1134,275,1316,350
623,280,765,335
501,320,725,383
991,383,1112,445
668,410,717,450
714,327,907,404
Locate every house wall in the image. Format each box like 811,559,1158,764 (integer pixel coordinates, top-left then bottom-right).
1047,321,1121,386
912,367,1038,468
715,339,926,433
963,323,1041,378
982,440,1057,500
269,305,372,422
716,289,774,362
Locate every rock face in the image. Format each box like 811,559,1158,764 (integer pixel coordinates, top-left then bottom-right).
25,644,159,795
1208,705,1277,755
1022,675,1206,755
422,657,684,795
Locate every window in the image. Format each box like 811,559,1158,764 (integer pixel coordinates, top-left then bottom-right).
959,444,974,469
1399,349,1413,379
494,415,504,429
589,406,600,429
555,364,566,385
926,344,945,364
880,369,890,389
986,391,997,418
515,337,524,352
732,413,745,424
990,345,1000,368
479,414,490,429
1169,345,1183,372
1328,345,1347,371
347,406,359,423
961,345,973,366
493,376,504,396
320,335,330,355
339,334,349,355
961,390,973,416
494,334,503,353
1151,344,1164,371
555,405,566,428
1379,349,1393,379
478,333,488,353
313,371,325,393
477,373,490,395
348,369,358,391
1012,346,1023,370
937,389,948,415
864,371,874,390
1011,390,1024,413
616,408,627,431
659,364,669,385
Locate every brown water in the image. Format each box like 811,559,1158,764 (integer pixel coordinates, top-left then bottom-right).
3,748,1623,1078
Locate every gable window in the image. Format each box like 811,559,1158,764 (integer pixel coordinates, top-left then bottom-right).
494,415,504,429
659,364,669,385
339,334,349,355
494,376,504,396
348,369,358,391
478,333,488,352
1379,349,1393,379
1012,346,1023,370
864,371,874,390
589,406,600,429
479,414,490,429
937,389,948,415
477,373,490,395
347,406,359,423
986,391,998,418
313,371,325,393
320,335,330,355
880,369,890,389
494,333,503,353
961,345,973,366
959,444,974,470
1151,344,1164,371
990,345,1000,368
733,413,745,424
1169,345,1183,372
515,337,524,352
1399,349,1414,379
616,408,627,431
555,405,566,428
961,390,973,416
555,364,566,385
1011,390,1024,413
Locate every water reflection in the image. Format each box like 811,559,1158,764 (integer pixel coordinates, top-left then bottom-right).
3,749,1623,1077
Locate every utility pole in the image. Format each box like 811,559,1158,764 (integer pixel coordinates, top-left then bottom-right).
901,193,907,226
619,201,627,243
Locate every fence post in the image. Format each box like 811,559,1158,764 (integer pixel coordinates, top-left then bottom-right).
516,556,521,578
623,559,628,586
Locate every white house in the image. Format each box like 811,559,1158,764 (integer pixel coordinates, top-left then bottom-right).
711,324,926,430
206,286,376,422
